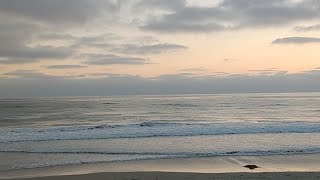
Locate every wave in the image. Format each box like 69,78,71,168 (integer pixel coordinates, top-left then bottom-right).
1,121,320,143
2,147,320,156
156,103,199,107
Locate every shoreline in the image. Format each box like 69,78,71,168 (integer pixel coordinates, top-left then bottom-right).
2,154,320,179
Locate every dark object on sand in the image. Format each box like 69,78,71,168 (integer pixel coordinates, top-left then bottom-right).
244,165,259,170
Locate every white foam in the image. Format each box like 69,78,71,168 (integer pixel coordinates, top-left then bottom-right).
0,122,319,143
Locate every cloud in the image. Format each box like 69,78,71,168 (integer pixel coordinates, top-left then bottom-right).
71,33,188,55
84,54,150,65
294,24,320,31
36,33,76,40
1,69,320,96
72,33,123,48
3,70,87,81
45,65,87,69
0,45,72,64
0,20,74,64
140,0,320,33
140,5,235,32
0,46,72,64
0,16,185,65
113,43,188,54
136,0,186,11
0,1,131,66
301,69,320,75
221,0,319,26
180,68,208,72
248,68,279,75
272,37,320,44
0,0,116,25
142,21,231,33
249,68,278,72
3,70,58,79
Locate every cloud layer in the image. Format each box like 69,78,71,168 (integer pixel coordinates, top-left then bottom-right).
0,0,320,96
1,69,320,96
45,65,87,69
294,24,320,32
0,0,113,24
0,0,319,66
140,0,320,32
272,37,320,44
84,54,150,65
0,0,188,65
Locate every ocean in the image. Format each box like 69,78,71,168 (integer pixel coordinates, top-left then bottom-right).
0,93,320,171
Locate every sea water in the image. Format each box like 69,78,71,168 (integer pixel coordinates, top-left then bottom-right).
0,93,320,170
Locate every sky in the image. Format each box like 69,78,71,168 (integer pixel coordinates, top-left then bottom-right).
1,0,320,96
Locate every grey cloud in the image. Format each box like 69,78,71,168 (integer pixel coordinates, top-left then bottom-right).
0,20,73,64
140,0,320,33
0,17,184,65
2,69,320,97
248,68,278,72
86,73,125,77
0,20,36,48
0,46,72,64
69,33,187,54
142,21,230,33
69,34,126,50
272,37,320,44
180,68,208,72
3,70,78,85
294,24,320,31
45,65,87,69
141,5,234,32
136,0,186,11
4,70,57,79
300,69,320,74
210,72,231,76
2,46,71,59
72,33,188,55
222,0,318,26
36,33,76,40
5,70,40,76
0,0,115,24
248,68,279,75
0,0,191,66
78,33,123,44
84,54,149,65
113,43,188,54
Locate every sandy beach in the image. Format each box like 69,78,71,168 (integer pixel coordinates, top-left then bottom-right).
12,171,320,180
2,154,320,180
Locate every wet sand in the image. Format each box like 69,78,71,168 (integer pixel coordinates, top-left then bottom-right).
13,171,320,180
2,154,320,179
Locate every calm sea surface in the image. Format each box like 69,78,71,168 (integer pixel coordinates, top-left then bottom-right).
0,93,320,170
